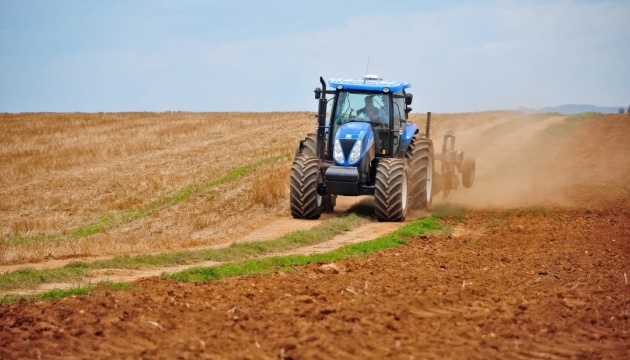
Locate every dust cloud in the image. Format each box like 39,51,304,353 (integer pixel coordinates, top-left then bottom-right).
426,112,630,210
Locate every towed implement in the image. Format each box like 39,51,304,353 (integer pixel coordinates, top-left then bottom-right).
291,75,475,221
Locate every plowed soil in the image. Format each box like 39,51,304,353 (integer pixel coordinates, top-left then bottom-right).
1,113,630,359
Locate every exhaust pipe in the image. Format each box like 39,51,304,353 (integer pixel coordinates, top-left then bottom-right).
426,111,431,138
316,76,327,159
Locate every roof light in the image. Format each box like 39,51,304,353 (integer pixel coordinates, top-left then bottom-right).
383,87,390,93
337,84,343,90
363,74,382,81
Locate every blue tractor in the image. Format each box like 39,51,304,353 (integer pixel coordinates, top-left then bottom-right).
290,75,475,221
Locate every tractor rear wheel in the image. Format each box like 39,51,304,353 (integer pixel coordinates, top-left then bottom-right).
462,157,475,188
290,155,322,219
375,158,409,222
405,134,434,211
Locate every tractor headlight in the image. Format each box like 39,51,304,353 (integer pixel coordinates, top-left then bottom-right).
333,139,345,163
348,140,362,164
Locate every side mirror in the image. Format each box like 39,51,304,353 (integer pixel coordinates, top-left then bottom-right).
405,93,413,105
308,114,317,120
314,87,322,100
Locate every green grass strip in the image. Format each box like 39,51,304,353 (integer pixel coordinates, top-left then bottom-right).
204,166,249,188
0,213,368,291
0,267,86,291
0,217,442,303
0,281,134,305
168,217,442,282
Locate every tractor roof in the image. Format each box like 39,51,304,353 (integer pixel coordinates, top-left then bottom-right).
329,76,410,93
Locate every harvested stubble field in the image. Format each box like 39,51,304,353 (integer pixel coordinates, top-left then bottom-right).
1,111,629,359
0,112,311,263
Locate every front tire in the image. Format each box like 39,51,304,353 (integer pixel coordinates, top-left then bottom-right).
374,158,409,222
294,133,335,213
290,156,322,219
295,133,317,157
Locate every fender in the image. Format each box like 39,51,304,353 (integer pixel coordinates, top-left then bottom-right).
396,123,419,157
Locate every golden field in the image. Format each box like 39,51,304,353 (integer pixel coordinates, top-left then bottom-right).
0,110,543,264
0,112,316,263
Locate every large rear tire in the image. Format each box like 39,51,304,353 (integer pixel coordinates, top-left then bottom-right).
405,134,434,211
290,156,322,219
374,158,409,222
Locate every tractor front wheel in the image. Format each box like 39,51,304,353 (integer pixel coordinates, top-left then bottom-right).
294,133,317,157
375,158,409,222
290,155,322,219
293,134,335,213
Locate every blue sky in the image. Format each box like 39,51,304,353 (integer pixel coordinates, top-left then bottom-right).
1,0,628,113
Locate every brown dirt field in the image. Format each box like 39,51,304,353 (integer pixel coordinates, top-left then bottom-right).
1,113,630,358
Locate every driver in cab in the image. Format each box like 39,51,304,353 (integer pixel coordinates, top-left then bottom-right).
356,95,388,129
357,95,389,153
356,96,379,122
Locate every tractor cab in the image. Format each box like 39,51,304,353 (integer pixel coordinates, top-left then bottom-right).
327,77,413,159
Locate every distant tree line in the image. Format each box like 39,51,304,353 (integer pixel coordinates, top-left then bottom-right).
619,105,630,114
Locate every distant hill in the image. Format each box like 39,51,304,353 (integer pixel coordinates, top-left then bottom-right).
517,104,623,115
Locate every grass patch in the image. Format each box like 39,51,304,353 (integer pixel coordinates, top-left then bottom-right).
165,185,198,203
84,213,369,269
0,281,133,305
168,217,442,283
205,166,249,188
97,280,136,291
168,236,406,282
1,215,442,302
0,213,368,291
70,215,116,238
394,217,443,238
0,267,85,291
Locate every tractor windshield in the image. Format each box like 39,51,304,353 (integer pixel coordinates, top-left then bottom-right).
333,92,390,127
331,91,393,156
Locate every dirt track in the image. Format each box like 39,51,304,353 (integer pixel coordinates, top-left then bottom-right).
1,113,629,358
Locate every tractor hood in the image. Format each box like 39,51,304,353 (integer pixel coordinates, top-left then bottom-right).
333,122,374,166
